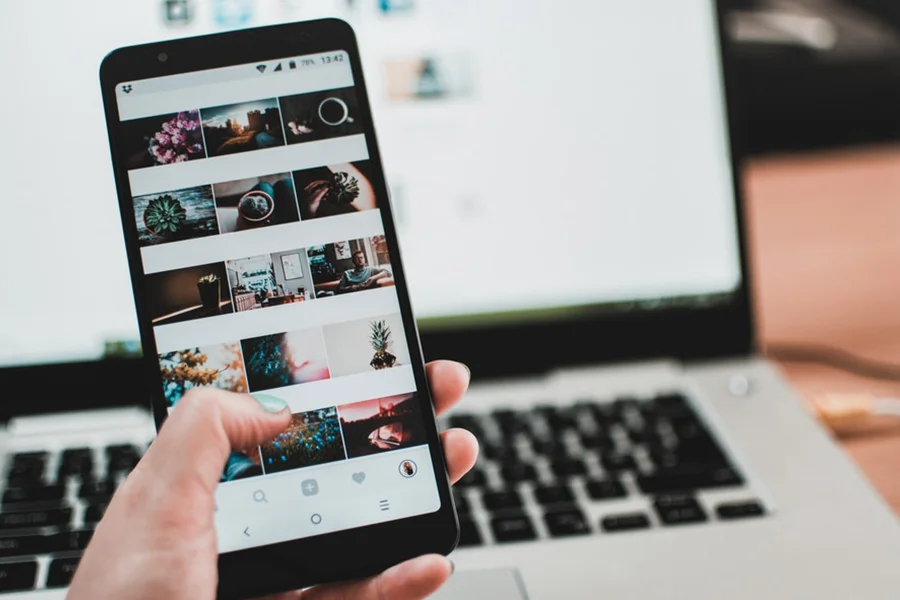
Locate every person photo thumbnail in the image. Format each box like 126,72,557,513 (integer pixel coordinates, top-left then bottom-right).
306,235,393,298
158,342,247,407
144,262,233,326
322,313,410,378
121,110,206,169
337,394,426,459
260,406,346,474
213,172,300,233
241,328,330,392
200,98,285,157
279,87,363,145
226,248,311,312
134,185,219,247
292,161,378,221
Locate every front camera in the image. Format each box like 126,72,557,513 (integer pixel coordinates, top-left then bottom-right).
158,52,169,63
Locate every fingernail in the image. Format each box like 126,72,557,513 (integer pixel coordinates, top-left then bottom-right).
449,559,456,575
460,362,471,379
251,393,289,413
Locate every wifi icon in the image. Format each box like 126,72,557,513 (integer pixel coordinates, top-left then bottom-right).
256,64,267,73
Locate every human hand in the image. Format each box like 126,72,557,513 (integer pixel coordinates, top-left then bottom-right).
68,360,477,600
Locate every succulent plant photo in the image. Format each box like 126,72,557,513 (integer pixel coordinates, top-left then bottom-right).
143,194,187,234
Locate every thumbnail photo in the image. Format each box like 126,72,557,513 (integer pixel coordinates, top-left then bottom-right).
279,87,363,144
292,161,379,220
133,185,219,247
226,248,312,311
158,342,247,406
212,173,300,233
260,406,346,474
144,262,233,326
322,313,411,378
120,110,206,169
241,329,330,392
337,394,426,458
306,235,393,298
223,449,264,482
200,98,285,157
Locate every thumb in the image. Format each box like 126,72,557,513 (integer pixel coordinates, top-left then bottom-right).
139,388,291,492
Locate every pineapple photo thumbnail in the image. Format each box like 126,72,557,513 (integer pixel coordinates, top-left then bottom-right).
322,313,410,378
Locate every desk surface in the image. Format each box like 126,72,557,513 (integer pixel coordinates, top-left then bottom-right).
745,145,900,515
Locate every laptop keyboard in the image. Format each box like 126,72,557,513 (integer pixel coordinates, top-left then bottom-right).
0,443,144,592
0,391,766,592
444,392,767,547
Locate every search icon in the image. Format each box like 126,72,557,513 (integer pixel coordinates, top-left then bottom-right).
253,490,267,503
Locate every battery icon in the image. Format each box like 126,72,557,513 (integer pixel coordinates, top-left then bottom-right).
288,60,297,70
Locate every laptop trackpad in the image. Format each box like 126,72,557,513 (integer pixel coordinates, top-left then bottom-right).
432,568,528,600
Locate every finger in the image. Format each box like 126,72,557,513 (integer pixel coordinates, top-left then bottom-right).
426,360,470,417
301,555,452,600
138,389,291,492
441,428,479,484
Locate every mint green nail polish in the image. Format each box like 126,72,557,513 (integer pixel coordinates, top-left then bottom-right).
252,393,289,413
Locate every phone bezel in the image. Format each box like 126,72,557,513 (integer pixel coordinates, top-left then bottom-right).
99,18,458,598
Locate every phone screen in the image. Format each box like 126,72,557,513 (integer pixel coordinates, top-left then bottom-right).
112,50,441,553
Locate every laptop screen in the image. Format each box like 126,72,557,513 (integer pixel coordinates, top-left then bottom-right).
0,0,740,365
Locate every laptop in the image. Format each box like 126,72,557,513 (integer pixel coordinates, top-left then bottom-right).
1,0,899,597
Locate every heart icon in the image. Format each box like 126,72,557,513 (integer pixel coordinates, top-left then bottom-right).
352,472,366,484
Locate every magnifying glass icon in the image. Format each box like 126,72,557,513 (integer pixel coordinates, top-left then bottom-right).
253,490,267,503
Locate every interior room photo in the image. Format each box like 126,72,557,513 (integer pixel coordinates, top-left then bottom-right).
143,262,234,325
225,247,312,312
306,235,393,298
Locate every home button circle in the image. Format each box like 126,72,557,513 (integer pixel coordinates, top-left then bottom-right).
310,513,323,525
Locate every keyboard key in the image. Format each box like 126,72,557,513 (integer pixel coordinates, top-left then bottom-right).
531,438,569,457
84,503,108,526
601,513,651,532
579,431,613,451
0,561,37,591
3,485,65,507
456,468,486,488
544,508,590,537
654,494,708,525
500,462,537,483
601,452,636,472
0,509,72,531
6,453,48,486
585,479,627,500
716,500,765,520
106,445,141,474
458,518,483,547
44,530,93,553
490,512,537,543
533,484,574,506
482,442,519,463
637,465,743,495
58,448,94,479
550,458,586,478
491,410,530,436
46,557,80,588
0,535,46,558
590,404,620,427
79,480,117,501
481,490,523,512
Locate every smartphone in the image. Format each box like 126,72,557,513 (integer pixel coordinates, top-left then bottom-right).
99,19,458,598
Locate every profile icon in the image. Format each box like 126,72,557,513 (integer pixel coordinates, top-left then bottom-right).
399,460,417,478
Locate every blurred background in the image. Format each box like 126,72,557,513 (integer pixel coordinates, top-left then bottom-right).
1,0,899,506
